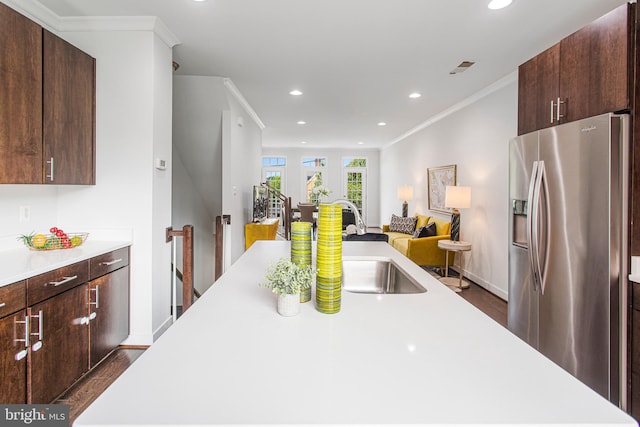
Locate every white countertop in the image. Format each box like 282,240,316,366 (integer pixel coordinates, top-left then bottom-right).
0,235,131,287
74,241,636,426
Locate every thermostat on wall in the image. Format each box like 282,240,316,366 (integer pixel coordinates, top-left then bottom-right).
155,158,167,170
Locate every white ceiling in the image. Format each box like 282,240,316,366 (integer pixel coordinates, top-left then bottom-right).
35,0,628,149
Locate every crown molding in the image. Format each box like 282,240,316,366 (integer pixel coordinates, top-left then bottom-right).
0,0,61,29
58,16,180,47
223,78,266,130
0,0,180,48
383,70,518,150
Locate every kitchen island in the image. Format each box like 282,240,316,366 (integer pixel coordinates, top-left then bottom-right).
74,241,636,426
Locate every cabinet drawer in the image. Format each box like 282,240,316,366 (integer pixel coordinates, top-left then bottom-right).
0,281,26,317
27,261,88,306
90,247,129,280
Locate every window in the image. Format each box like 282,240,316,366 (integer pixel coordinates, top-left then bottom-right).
263,157,286,167
302,157,327,203
342,157,367,217
262,157,286,219
343,158,367,167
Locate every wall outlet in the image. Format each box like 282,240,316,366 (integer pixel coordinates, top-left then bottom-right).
19,206,30,223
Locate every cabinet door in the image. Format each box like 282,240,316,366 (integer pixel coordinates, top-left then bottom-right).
560,3,631,123
43,30,95,185
517,44,559,135
0,3,42,184
89,266,130,367
29,285,88,403
0,310,28,403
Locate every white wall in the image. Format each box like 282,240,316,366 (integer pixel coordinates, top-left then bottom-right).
261,147,381,227
172,75,227,294
222,92,263,264
171,147,215,296
54,30,174,343
380,75,517,299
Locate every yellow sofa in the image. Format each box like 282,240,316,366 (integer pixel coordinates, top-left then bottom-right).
382,214,453,268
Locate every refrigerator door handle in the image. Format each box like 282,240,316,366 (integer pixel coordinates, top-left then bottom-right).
527,161,541,292
538,161,551,295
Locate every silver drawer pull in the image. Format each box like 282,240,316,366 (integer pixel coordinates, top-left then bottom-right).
0,303,5,308
48,275,78,287
100,258,123,267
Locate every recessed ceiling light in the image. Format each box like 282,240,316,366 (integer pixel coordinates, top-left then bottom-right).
409,92,421,99
357,141,364,145
488,0,512,10
300,140,307,144
192,0,207,2
289,90,303,96
297,121,306,125
377,122,387,126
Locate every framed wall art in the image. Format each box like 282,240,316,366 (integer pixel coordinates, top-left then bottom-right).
427,164,457,214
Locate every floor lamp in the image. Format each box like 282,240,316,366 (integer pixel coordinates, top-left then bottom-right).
445,186,471,241
397,185,414,217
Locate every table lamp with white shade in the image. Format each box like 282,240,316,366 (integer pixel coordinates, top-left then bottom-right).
397,185,414,217
445,185,471,241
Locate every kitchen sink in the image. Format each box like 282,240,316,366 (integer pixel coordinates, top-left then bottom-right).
342,259,426,294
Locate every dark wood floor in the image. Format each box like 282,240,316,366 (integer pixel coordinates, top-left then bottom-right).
54,348,145,424
458,280,508,328
57,276,507,425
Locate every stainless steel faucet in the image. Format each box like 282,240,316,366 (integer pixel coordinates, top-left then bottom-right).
329,199,367,235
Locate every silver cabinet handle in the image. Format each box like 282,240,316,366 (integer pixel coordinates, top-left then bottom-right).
89,312,97,321
46,157,54,182
48,275,78,287
0,302,6,308
15,314,29,347
30,310,43,341
550,99,555,124
555,97,564,122
100,258,123,267
90,286,99,308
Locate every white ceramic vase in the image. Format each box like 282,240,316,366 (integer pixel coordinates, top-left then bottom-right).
277,293,300,316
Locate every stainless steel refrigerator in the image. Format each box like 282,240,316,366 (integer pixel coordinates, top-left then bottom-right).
508,113,629,406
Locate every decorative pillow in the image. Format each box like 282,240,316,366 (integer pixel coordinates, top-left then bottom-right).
389,214,417,234
412,222,437,238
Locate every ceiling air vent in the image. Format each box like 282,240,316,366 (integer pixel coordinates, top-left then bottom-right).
449,61,475,75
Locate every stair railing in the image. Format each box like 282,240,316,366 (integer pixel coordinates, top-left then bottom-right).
166,225,194,320
215,215,231,280
261,181,292,240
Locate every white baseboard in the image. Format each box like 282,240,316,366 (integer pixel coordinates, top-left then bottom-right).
153,315,174,341
121,334,153,346
451,266,508,301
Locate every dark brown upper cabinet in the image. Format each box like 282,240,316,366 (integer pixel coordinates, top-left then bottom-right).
0,2,43,184
518,3,633,135
0,3,96,185
43,30,96,185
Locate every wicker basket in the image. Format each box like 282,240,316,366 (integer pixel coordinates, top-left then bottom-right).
21,232,89,251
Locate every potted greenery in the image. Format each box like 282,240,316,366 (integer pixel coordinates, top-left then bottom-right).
261,258,315,316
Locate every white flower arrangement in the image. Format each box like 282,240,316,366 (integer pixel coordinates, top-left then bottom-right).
261,258,315,295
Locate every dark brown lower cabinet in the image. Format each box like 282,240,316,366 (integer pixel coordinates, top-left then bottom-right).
89,266,130,367
0,310,28,403
29,284,89,404
0,247,130,403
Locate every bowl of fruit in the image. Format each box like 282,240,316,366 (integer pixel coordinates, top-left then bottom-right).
20,227,88,251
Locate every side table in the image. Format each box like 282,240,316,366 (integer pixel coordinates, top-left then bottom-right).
438,239,472,293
